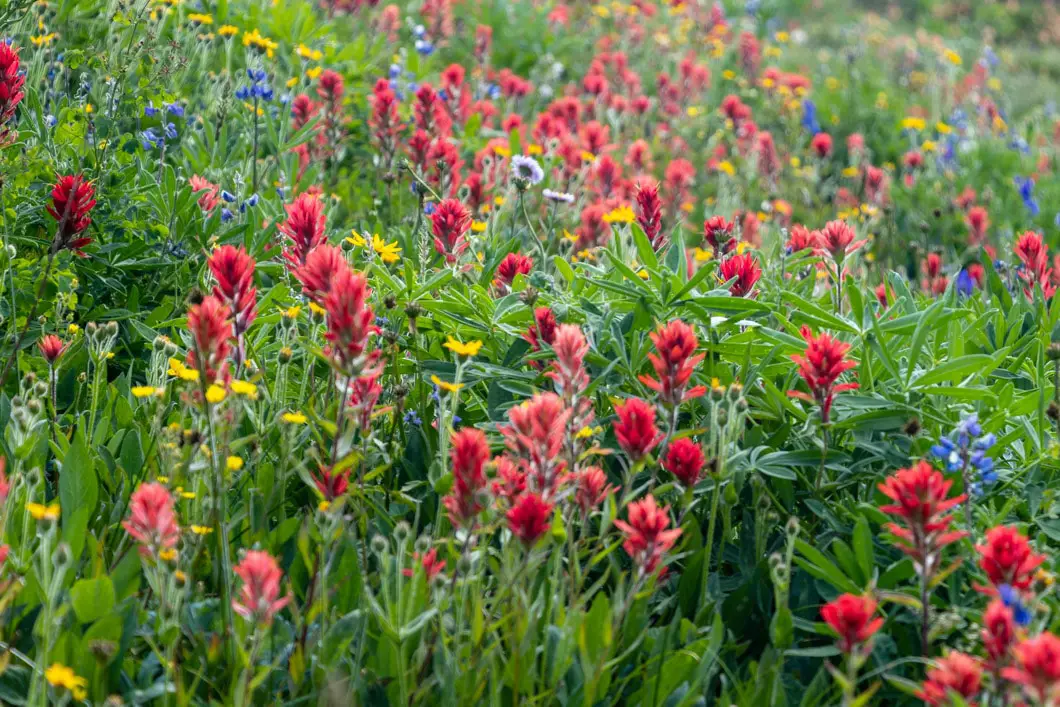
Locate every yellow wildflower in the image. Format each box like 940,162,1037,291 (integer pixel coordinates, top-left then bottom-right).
30,33,57,47
722,70,736,81
842,166,860,178
308,302,326,316
444,337,483,357
922,140,937,153
775,31,789,43
205,384,226,404
67,323,80,336
132,386,160,398
372,234,402,264
527,144,543,156
226,456,243,471
229,380,258,399
493,145,511,158
306,66,322,80
187,12,212,24
242,28,278,58
282,411,308,424
27,503,60,521
716,161,735,176
825,77,840,91
45,664,87,701
471,221,487,233
693,248,712,263
901,116,926,132
319,500,331,512
936,121,952,135
943,49,961,66
296,43,322,61
191,525,214,535
218,24,238,37
168,358,199,382
603,205,635,224
159,548,178,561
431,375,464,393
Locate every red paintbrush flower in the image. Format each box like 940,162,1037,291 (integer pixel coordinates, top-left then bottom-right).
977,525,1045,593
1015,231,1056,299
292,243,346,302
663,437,706,489
811,132,833,158
638,319,706,406
190,175,220,213
501,393,570,498
573,466,616,514
817,220,866,261
786,224,822,254
347,373,382,431
755,131,779,181
232,550,291,625
122,482,180,558
494,252,533,291
1002,632,1060,705
523,306,558,356
788,326,858,424
506,492,552,547
614,494,681,574
983,599,1016,667
38,334,65,365
186,294,232,380
312,465,349,501
491,455,527,507
703,215,735,256
431,199,471,263
967,206,989,245
820,593,884,654
0,43,25,145
323,266,379,376
403,548,447,580
635,182,665,250
442,427,491,527
719,252,761,298
208,245,257,338
47,175,96,256
280,193,327,269
877,460,967,576
613,398,662,462
916,652,982,706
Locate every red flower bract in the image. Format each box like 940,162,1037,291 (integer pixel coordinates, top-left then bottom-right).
501,392,570,497
977,525,1045,593
635,183,665,250
186,294,232,380
312,466,349,501
280,193,327,269
663,437,706,488
431,199,471,263
916,652,982,706
494,252,533,290
323,266,380,376
0,43,26,145
1002,632,1060,704
573,466,615,514
820,593,883,653
811,132,832,158
719,252,761,298
614,494,681,574
788,326,858,424
208,245,258,338
983,599,1016,667
443,427,490,527
877,460,967,575
506,492,552,547
233,550,290,625
816,219,865,261
638,319,706,406
38,334,65,365
293,243,346,302
613,398,662,462
122,482,180,557
703,215,735,256
47,175,96,256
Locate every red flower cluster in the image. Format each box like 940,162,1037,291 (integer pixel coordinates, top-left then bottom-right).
662,437,706,489
788,326,858,424
1002,632,1060,704
122,482,180,557
232,550,291,625
312,465,350,502
431,199,472,263
293,243,346,301
573,466,616,514
500,392,570,498
638,319,706,407
494,252,532,291
877,460,967,573
719,252,761,298
613,398,662,462
506,492,553,547
403,548,446,580
0,43,25,145
982,599,1016,667
208,245,258,339
1015,231,1056,299
280,194,327,269
816,220,866,262
614,494,681,574
820,593,883,654
635,183,665,250
38,334,65,365
322,267,380,376
976,525,1045,593
187,294,232,381
916,652,982,706
47,175,96,256
442,427,491,527
703,215,735,256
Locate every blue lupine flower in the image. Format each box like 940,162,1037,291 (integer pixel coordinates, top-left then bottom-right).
438,89,449,102
403,410,422,426
931,413,997,497
166,103,184,117
1015,176,1040,217
452,415,462,425
44,114,56,128
431,385,441,404
141,128,162,150
235,86,251,100
801,99,820,135
999,584,1033,626
164,122,178,140
221,190,236,203
424,202,436,216
221,208,234,222
389,64,401,79
415,40,434,56
245,193,259,207
413,24,426,38
144,103,158,117
956,269,974,297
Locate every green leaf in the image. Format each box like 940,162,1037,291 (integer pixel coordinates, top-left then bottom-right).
852,515,874,581
60,431,99,562
70,576,115,624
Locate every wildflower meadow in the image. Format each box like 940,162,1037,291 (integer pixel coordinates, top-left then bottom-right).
3,0,1060,703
